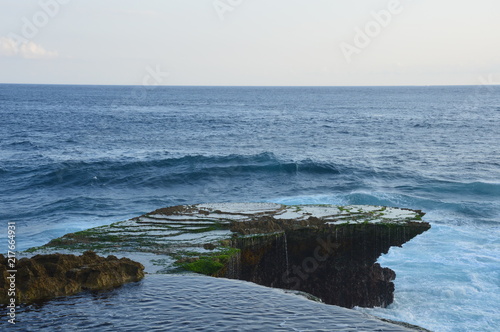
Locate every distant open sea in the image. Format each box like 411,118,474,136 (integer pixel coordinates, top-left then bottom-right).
1,84,499,331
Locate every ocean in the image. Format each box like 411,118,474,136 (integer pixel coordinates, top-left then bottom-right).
1,84,499,331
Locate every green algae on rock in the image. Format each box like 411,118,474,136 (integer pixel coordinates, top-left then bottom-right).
26,203,430,308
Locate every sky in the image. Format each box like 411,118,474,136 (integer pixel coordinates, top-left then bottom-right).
0,0,499,86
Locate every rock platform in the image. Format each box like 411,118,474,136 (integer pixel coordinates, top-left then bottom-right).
25,203,430,308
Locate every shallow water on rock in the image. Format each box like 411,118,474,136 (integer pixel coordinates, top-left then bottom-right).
1,274,414,331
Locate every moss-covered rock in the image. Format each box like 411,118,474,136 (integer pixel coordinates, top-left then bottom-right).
0,251,144,304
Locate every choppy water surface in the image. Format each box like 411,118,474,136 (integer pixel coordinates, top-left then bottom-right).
0,85,499,331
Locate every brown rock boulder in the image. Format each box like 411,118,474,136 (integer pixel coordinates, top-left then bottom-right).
0,251,144,304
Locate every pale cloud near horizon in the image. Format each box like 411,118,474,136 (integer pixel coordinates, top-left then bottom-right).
0,0,499,86
0,37,58,60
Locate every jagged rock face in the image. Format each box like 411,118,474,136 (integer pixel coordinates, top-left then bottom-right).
28,203,430,308
217,204,429,308
0,251,144,304
229,224,429,308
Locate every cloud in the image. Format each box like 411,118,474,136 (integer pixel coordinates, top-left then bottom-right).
19,41,58,59
0,37,18,56
0,37,58,59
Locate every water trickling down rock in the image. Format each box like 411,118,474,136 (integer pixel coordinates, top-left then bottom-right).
25,203,430,308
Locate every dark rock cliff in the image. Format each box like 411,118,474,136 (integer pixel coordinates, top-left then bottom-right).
224,222,430,308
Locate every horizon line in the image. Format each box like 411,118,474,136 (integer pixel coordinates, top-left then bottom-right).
1,82,499,88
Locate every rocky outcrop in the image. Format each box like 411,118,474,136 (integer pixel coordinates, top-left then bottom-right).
27,203,430,308
0,251,144,304
226,223,429,308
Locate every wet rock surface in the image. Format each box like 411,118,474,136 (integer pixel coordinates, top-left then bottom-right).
25,203,430,308
0,251,144,304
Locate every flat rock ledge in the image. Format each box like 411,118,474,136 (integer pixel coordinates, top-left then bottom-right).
26,203,430,309
0,251,144,304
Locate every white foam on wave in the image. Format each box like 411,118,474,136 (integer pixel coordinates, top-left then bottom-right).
267,195,500,332
266,194,347,206
355,222,500,332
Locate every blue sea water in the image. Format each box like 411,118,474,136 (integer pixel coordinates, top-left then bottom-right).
1,84,499,331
